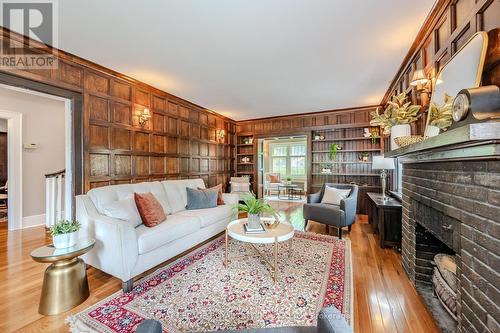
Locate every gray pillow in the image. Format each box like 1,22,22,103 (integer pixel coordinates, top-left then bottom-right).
186,187,218,210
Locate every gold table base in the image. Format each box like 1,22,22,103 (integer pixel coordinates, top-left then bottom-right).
39,257,90,315
224,230,292,283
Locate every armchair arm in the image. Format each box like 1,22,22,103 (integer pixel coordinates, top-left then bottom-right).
307,191,322,204
340,193,358,226
76,195,139,282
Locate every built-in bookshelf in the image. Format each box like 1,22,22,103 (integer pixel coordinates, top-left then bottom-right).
310,125,384,188
235,134,256,191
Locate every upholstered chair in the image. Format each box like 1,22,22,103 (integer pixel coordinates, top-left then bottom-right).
303,183,358,239
230,176,252,200
264,172,282,196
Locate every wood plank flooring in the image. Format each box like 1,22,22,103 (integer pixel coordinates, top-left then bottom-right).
0,201,440,333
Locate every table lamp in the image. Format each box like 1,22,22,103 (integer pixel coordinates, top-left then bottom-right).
372,156,395,201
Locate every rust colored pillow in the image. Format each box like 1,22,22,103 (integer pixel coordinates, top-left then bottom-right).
198,184,225,205
268,174,279,183
134,192,166,227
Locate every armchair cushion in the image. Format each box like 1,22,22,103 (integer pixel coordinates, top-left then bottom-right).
321,187,351,206
268,174,280,183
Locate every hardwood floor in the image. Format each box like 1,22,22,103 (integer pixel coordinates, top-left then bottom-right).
0,202,440,333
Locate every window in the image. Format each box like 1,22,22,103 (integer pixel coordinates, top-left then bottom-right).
270,142,307,177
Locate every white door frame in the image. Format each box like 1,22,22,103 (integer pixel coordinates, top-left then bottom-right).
0,84,73,230
0,110,22,230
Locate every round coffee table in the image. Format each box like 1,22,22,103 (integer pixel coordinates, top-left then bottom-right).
225,218,294,283
31,238,95,315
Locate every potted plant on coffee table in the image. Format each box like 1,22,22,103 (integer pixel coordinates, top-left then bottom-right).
50,220,81,249
370,92,421,150
235,194,277,229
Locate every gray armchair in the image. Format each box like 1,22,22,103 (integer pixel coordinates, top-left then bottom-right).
303,183,358,239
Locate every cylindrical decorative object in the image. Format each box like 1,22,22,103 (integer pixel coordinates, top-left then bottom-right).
247,213,261,229
390,124,411,150
425,125,440,137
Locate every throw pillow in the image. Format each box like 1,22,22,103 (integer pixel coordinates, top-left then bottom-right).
101,198,142,228
134,192,167,227
198,184,225,205
321,186,351,206
268,174,279,183
186,187,218,210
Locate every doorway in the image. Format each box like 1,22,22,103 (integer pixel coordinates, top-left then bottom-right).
257,135,308,202
0,85,73,230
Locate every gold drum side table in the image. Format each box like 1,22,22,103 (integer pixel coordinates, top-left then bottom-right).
31,238,95,315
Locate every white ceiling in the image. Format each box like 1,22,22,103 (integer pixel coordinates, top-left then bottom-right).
58,0,435,120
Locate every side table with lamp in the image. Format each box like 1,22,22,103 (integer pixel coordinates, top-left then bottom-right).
368,156,402,248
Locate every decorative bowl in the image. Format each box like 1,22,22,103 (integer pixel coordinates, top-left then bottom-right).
394,136,425,147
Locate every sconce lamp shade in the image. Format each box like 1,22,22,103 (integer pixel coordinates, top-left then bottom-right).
142,108,152,118
372,156,395,170
410,69,429,86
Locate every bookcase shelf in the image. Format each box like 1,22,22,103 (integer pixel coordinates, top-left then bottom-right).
310,126,384,189
235,134,256,191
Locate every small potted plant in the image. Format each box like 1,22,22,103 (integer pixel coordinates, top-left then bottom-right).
370,92,421,150
235,194,277,229
286,176,292,184
426,93,453,137
329,143,341,160
50,220,81,249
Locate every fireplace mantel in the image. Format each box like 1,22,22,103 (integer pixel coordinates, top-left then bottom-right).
385,122,500,163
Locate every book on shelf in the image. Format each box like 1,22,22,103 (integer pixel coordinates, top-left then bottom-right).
244,223,266,234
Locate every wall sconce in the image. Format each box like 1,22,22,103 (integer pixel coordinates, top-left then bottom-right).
410,69,431,92
138,108,152,127
216,129,226,142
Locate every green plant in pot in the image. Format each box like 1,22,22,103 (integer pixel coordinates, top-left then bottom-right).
235,194,277,229
329,143,341,160
426,93,453,136
50,220,81,249
370,92,421,150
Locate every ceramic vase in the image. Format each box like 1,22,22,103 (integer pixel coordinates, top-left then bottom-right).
425,125,440,137
53,231,78,249
247,213,261,229
390,124,411,150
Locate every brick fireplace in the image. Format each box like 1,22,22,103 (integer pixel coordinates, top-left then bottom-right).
387,124,500,333
401,160,499,333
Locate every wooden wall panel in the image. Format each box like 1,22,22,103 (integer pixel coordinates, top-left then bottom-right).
0,29,236,191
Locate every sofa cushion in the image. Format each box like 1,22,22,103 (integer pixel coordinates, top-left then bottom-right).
100,198,142,228
186,188,218,210
135,214,201,254
177,205,233,228
161,179,206,214
134,193,167,227
201,184,225,205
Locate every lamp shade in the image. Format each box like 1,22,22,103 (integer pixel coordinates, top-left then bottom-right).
372,156,395,170
410,69,429,86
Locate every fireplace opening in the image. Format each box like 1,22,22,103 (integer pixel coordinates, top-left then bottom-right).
415,222,457,333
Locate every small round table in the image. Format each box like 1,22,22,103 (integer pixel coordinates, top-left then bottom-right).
225,218,294,283
278,184,300,200
31,238,95,315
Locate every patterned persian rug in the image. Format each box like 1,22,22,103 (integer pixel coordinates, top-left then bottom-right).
68,232,352,333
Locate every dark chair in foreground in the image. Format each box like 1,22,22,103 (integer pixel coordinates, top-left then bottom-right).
135,306,353,333
303,183,358,239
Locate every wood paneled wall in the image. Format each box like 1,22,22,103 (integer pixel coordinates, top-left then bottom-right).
237,106,378,135
0,28,236,193
383,0,500,133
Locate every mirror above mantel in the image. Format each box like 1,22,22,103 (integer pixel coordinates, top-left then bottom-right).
424,31,488,137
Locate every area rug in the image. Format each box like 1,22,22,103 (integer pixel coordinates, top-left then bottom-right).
68,232,352,333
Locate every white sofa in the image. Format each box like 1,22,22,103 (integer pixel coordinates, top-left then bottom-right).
76,179,238,292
